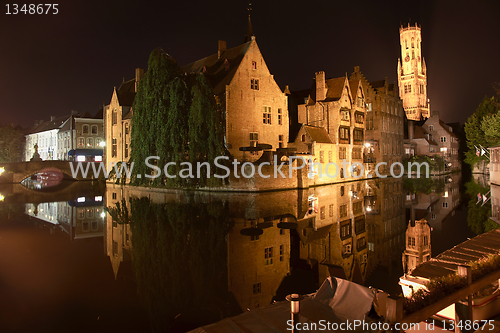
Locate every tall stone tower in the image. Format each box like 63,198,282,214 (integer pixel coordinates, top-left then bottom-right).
398,23,429,120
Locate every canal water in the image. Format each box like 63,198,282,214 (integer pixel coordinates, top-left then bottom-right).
0,172,491,332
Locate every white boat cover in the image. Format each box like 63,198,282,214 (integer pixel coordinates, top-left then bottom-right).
189,276,376,333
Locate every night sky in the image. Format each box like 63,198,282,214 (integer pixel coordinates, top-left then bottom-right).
2,0,500,128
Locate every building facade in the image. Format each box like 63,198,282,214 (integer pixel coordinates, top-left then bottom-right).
397,23,430,121
351,67,405,177
104,68,142,167
182,37,289,161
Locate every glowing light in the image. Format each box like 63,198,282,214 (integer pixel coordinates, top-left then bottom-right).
77,197,85,203
101,212,106,218
366,206,372,212
364,143,371,148
95,196,102,202
0,194,4,201
0,167,4,176
444,191,448,198
95,156,102,162
99,141,106,147
76,155,85,162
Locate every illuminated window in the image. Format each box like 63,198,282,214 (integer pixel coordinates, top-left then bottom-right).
329,204,334,217
87,138,93,147
340,220,351,239
78,137,85,148
250,132,258,147
339,127,350,143
262,106,271,124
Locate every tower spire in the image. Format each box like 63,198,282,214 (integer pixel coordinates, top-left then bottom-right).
244,2,254,43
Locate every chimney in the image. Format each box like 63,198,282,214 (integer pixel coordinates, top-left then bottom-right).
432,110,439,118
354,66,360,73
135,68,144,92
218,40,226,59
34,120,39,127
50,115,56,121
315,71,326,101
409,120,414,142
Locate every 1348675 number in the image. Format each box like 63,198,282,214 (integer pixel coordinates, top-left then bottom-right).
6,4,58,14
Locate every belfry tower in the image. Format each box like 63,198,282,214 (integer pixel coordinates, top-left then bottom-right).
398,23,429,120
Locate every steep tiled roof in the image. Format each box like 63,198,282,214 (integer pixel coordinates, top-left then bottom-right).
116,79,136,107
324,77,346,101
181,41,252,95
414,125,437,145
438,120,457,138
304,125,333,144
28,115,69,134
349,78,360,97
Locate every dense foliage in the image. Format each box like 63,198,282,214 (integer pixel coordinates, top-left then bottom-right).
464,96,499,166
0,124,24,162
130,48,225,188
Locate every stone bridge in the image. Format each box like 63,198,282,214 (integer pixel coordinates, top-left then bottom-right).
0,161,92,184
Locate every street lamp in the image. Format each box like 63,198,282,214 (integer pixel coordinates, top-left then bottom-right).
286,294,303,332
0,167,5,176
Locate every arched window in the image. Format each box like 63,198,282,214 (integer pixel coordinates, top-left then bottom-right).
301,134,306,142
82,125,89,134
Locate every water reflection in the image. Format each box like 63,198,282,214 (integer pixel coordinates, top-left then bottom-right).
5,174,470,332
104,178,413,331
24,196,105,240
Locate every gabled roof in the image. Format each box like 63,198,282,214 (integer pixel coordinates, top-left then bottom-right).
28,115,70,135
413,125,438,146
303,125,333,144
116,79,136,107
181,41,252,95
324,77,347,101
438,120,458,138
349,78,361,98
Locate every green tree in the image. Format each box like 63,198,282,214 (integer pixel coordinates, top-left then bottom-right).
464,96,498,166
480,109,500,147
130,48,225,188
0,124,24,162
187,74,225,186
130,48,181,185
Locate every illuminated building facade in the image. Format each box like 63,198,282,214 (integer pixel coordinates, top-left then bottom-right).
397,23,430,120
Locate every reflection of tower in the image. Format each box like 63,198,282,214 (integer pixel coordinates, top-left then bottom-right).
402,218,431,274
397,23,429,120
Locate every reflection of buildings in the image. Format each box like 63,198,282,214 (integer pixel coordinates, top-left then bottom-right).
104,184,295,310
24,197,105,240
105,184,133,279
364,178,406,280
405,174,461,231
297,181,368,284
402,218,431,274
228,219,290,310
